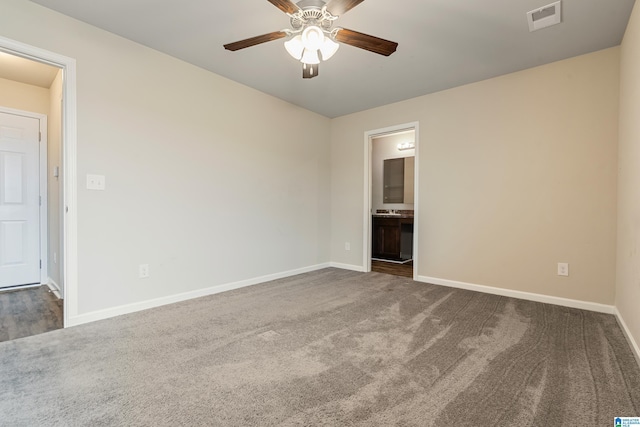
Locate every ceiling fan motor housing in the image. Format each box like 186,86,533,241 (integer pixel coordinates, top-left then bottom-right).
296,0,328,10
290,0,336,31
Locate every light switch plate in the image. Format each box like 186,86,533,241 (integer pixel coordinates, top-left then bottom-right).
86,174,106,190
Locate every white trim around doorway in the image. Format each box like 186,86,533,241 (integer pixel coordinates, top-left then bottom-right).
363,122,420,279
0,36,78,328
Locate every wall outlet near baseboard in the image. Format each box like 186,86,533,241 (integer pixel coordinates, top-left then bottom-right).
345,242,351,251
139,264,150,278
557,262,569,277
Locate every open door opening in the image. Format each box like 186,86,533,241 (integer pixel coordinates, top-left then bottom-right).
0,54,63,339
364,123,419,279
0,36,77,331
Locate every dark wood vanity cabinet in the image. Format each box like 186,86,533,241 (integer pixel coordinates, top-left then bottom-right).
372,216,413,261
372,218,401,260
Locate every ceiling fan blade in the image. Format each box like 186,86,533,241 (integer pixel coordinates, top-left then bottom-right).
224,31,288,51
267,0,301,14
335,28,398,56
325,0,366,16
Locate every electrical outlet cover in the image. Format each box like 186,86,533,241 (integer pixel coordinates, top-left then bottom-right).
557,262,569,276
139,264,150,278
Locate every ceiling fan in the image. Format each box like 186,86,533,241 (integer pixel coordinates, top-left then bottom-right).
223,0,398,79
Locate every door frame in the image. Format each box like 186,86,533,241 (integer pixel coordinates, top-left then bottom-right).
0,107,48,286
363,122,420,278
0,36,78,328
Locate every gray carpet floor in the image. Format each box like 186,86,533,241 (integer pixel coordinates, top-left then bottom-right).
0,268,638,426
0,285,63,342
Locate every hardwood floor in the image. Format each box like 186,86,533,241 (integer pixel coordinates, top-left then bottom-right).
371,260,414,278
0,286,63,342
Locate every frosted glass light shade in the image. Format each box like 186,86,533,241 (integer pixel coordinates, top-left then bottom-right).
285,35,304,60
300,48,320,65
319,38,339,60
301,26,325,50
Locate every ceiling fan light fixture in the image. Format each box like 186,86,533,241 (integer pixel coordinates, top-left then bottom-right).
284,35,304,60
300,48,321,65
301,25,325,50
224,0,399,79
320,37,339,60
302,62,318,79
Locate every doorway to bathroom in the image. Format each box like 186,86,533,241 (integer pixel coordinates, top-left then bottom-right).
364,122,419,279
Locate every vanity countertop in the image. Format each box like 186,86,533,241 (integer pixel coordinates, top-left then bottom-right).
372,214,414,219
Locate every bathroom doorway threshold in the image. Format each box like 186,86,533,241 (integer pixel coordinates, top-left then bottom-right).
371,258,412,264
371,260,413,278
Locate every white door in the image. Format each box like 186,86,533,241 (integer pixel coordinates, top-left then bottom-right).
0,112,40,288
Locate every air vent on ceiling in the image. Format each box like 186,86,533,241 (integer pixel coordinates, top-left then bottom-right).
527,1,562,32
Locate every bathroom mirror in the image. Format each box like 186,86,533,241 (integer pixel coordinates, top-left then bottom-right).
383,157,414,204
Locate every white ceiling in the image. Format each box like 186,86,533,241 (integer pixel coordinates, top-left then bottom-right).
26,0,636,117
0,51,59,88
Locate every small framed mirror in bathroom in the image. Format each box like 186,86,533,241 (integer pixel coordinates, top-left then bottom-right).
383,157,414,204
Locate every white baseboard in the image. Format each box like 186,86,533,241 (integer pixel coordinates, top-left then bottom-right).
614,308,640,367
46,278,62,299
329,262,366,272
415,275,615,314
0,283,40,293
66,263,331,327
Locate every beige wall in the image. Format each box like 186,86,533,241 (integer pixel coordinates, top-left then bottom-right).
331,47,620,305
0,76,49,114
0,0,331,316
616,2,640,351
48,69,63,289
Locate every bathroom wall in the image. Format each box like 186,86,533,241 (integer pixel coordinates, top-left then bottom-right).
371,131,415,212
